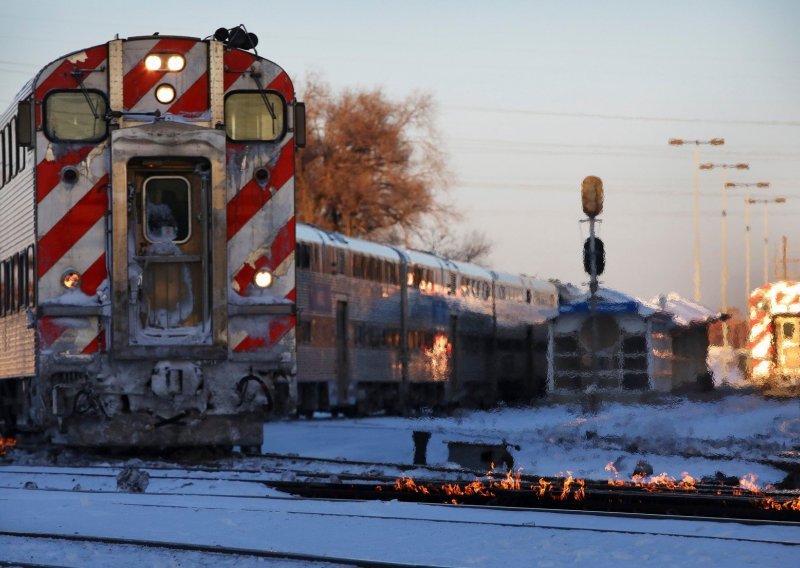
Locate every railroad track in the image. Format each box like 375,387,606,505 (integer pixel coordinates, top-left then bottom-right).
0,531,438,568
3,461,798,524
2,481,798,567
269,478,800,523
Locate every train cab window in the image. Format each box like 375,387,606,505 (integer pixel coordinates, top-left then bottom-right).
225,91,286,141
43,90,108,142
143,177,191,243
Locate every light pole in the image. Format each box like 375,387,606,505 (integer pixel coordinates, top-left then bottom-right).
726,181,770,307
669,138,725,302
698,162,749,347
747,197,787,285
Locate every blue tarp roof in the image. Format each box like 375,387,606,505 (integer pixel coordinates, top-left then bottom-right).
553,287,719,328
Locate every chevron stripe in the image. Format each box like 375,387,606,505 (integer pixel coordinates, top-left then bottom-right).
36,146,95,204
232,217,295,294
226,134,294,240
80,253,107,296
233,315,296,353
34,45,108,102
38,175,108,278
122,38,198,110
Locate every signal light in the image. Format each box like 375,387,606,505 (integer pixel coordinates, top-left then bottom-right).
583,238,605,276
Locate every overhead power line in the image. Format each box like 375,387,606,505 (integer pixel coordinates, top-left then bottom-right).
444,105,800,127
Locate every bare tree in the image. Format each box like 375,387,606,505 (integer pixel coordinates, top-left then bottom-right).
415,221,493,266
296,77,449,238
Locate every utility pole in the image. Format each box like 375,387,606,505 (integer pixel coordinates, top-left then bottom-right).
725,181,770,307
669,138,725,302
776,236,800,280
747,197,787,286
698,162,749,347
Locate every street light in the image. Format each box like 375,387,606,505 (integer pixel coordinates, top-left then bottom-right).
698,162,749,348
669,138,725,302
726,181,770,307
747,197,787,285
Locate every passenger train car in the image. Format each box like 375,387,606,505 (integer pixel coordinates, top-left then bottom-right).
0,28,303,448
295,225,559,415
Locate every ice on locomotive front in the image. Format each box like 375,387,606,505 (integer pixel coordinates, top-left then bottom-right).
0,29,304,447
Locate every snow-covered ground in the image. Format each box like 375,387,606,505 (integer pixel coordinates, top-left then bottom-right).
1,393,799,567
264,393,800,487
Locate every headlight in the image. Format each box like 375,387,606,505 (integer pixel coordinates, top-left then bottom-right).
254,269,273,288
166,54,185,71
144,53,186,72
155,84,176,104
144,54,162,71
62,269,81,289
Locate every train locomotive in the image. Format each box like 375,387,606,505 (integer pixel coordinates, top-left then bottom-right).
295,225,559,415
0,28,303,448
748,281,800,388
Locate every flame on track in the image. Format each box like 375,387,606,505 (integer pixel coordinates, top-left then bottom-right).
387,467,585,504
0,437,15,457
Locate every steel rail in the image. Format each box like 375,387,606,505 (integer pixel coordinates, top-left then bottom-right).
2,463,798,503
0,531,445,568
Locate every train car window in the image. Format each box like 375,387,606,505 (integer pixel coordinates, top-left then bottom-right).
297,319,312,344
0,260,5,316
10,116,20,175
309,244,321,272
387,262,398,285
1,123,7,186
296,243,311,269
15,116,25,174
143,176,191,243
447,273,456,295
7,121,15,180
27,245,35,307
17,252,26,308
225,91,286,142
9,255,17,312
43,90,108,143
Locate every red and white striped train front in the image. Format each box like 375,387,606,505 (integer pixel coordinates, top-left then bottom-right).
28,33,300,447
748,281,800,387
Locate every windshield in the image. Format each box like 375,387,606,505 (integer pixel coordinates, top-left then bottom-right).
44,91,107,142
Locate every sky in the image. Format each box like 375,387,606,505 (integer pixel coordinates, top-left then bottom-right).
1,0,798,314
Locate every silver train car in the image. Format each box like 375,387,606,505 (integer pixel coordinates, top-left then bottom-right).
295,224,558,415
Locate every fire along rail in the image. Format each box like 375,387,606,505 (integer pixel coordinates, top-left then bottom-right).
268,476,800,523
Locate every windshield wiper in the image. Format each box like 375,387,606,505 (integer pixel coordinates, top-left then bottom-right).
71,66,101,120
249,70,277,134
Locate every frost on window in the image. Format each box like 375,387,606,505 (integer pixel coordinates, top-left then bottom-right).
144,177,191,243
225,92,285,141
44,91,108,142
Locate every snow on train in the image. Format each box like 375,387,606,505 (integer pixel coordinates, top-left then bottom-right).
295,225,559,415
0,28,304,448
748,281,800,388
